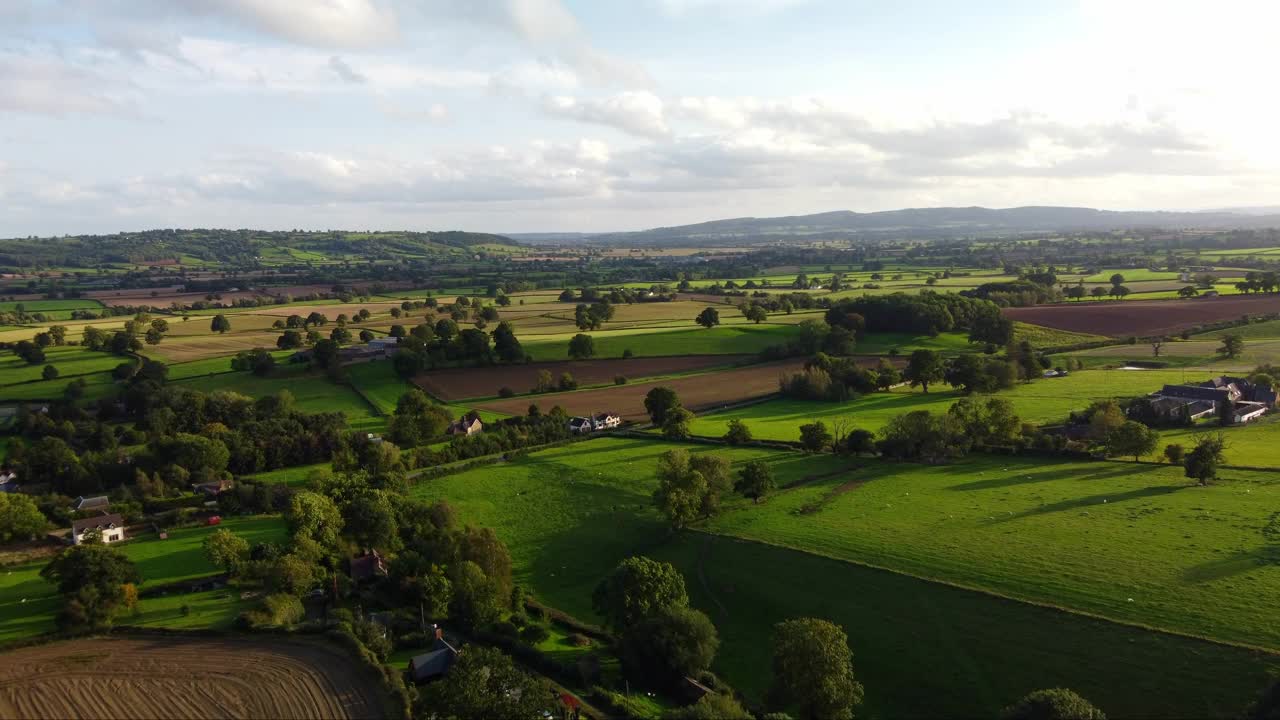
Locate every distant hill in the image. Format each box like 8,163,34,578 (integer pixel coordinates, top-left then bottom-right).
524,206,1280,246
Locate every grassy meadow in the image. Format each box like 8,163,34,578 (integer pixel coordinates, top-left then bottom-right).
406,436,1279,718
0,516,285,642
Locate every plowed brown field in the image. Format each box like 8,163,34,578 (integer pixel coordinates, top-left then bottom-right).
0,636,384,719
415,355,753,401
1002,295,1280,336
474,357,897,419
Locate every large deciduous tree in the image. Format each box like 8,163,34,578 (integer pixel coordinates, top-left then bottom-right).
904,349,944,393
644,386,682,425
416,646,547,720
0,492,47,542
592,556,689,633
41,543,141,630
1000,688,1107,720
768,618,864,720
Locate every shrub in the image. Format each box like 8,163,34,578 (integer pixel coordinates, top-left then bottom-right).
498,386,515,398
568,632,592,647
519,624,551,645
614,375,628,385
491,620,519,638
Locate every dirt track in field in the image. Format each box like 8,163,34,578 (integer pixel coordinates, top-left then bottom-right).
0,636,384,719
415,354,754,401
1003,295,1280,337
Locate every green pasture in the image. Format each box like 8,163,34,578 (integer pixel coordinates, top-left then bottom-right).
177,363,382,429
243,462,329,487
0,516,285,642
0,299,104,312
0,346,121,387
653,534,1275,719
405,437,848,621
706,454,1280,651
410,436,1278,718
685,366,1200,439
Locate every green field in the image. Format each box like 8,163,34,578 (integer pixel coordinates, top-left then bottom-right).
244,462,329,487
0,299,104,312
405,436,1279,717
686,367,1196,436
0,346,121,386
0,516,285,642
653,534,1274,719
406,438,849,621
177,363,384,431
705,453,1280,651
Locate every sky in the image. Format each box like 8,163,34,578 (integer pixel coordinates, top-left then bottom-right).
1,0,1277,236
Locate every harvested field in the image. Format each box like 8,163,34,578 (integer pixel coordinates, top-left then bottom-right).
477,359,806,419
0,636,384,719
474,357,902,419
1003,295,1280,336
415,354,754,401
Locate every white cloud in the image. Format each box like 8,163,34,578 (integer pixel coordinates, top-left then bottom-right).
655,0,811,17
0,50,137,115
543,91,669,139
175,0,400,48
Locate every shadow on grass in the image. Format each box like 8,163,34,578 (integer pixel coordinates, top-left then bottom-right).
950,462,1159,493
993,483,1185,523
1182,548,1280,584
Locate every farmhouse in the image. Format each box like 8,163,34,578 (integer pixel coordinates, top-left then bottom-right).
408,626,460,683
1147,376,1275,424
447,413,483,436
337,337,401,365
71,512,126,545
569,412,622,433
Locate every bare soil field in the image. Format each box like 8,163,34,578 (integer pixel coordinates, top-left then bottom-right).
415,354,754,401
0,636,384,719
474,357,896,419
1003,295,1280,336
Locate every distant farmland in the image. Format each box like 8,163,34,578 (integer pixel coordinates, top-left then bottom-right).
415,354,752,401
1003,295,1280,336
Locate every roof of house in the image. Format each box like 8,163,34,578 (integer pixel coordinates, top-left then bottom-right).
1158,384,1230,402
72,513,125,535
350,551,387,582
409,639,460,681
75,495,110,510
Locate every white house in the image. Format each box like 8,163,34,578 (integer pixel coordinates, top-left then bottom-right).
592,412,622,429
72,513,126,545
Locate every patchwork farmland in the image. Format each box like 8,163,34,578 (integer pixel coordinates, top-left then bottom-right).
4,225,1280,719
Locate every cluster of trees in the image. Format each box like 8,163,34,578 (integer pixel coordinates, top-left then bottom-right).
81,314,172,354
831,292,1007,339
760,319,856,360
779,354,901,402
389,320,526,377
10,382,345,497
591,555,866,719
